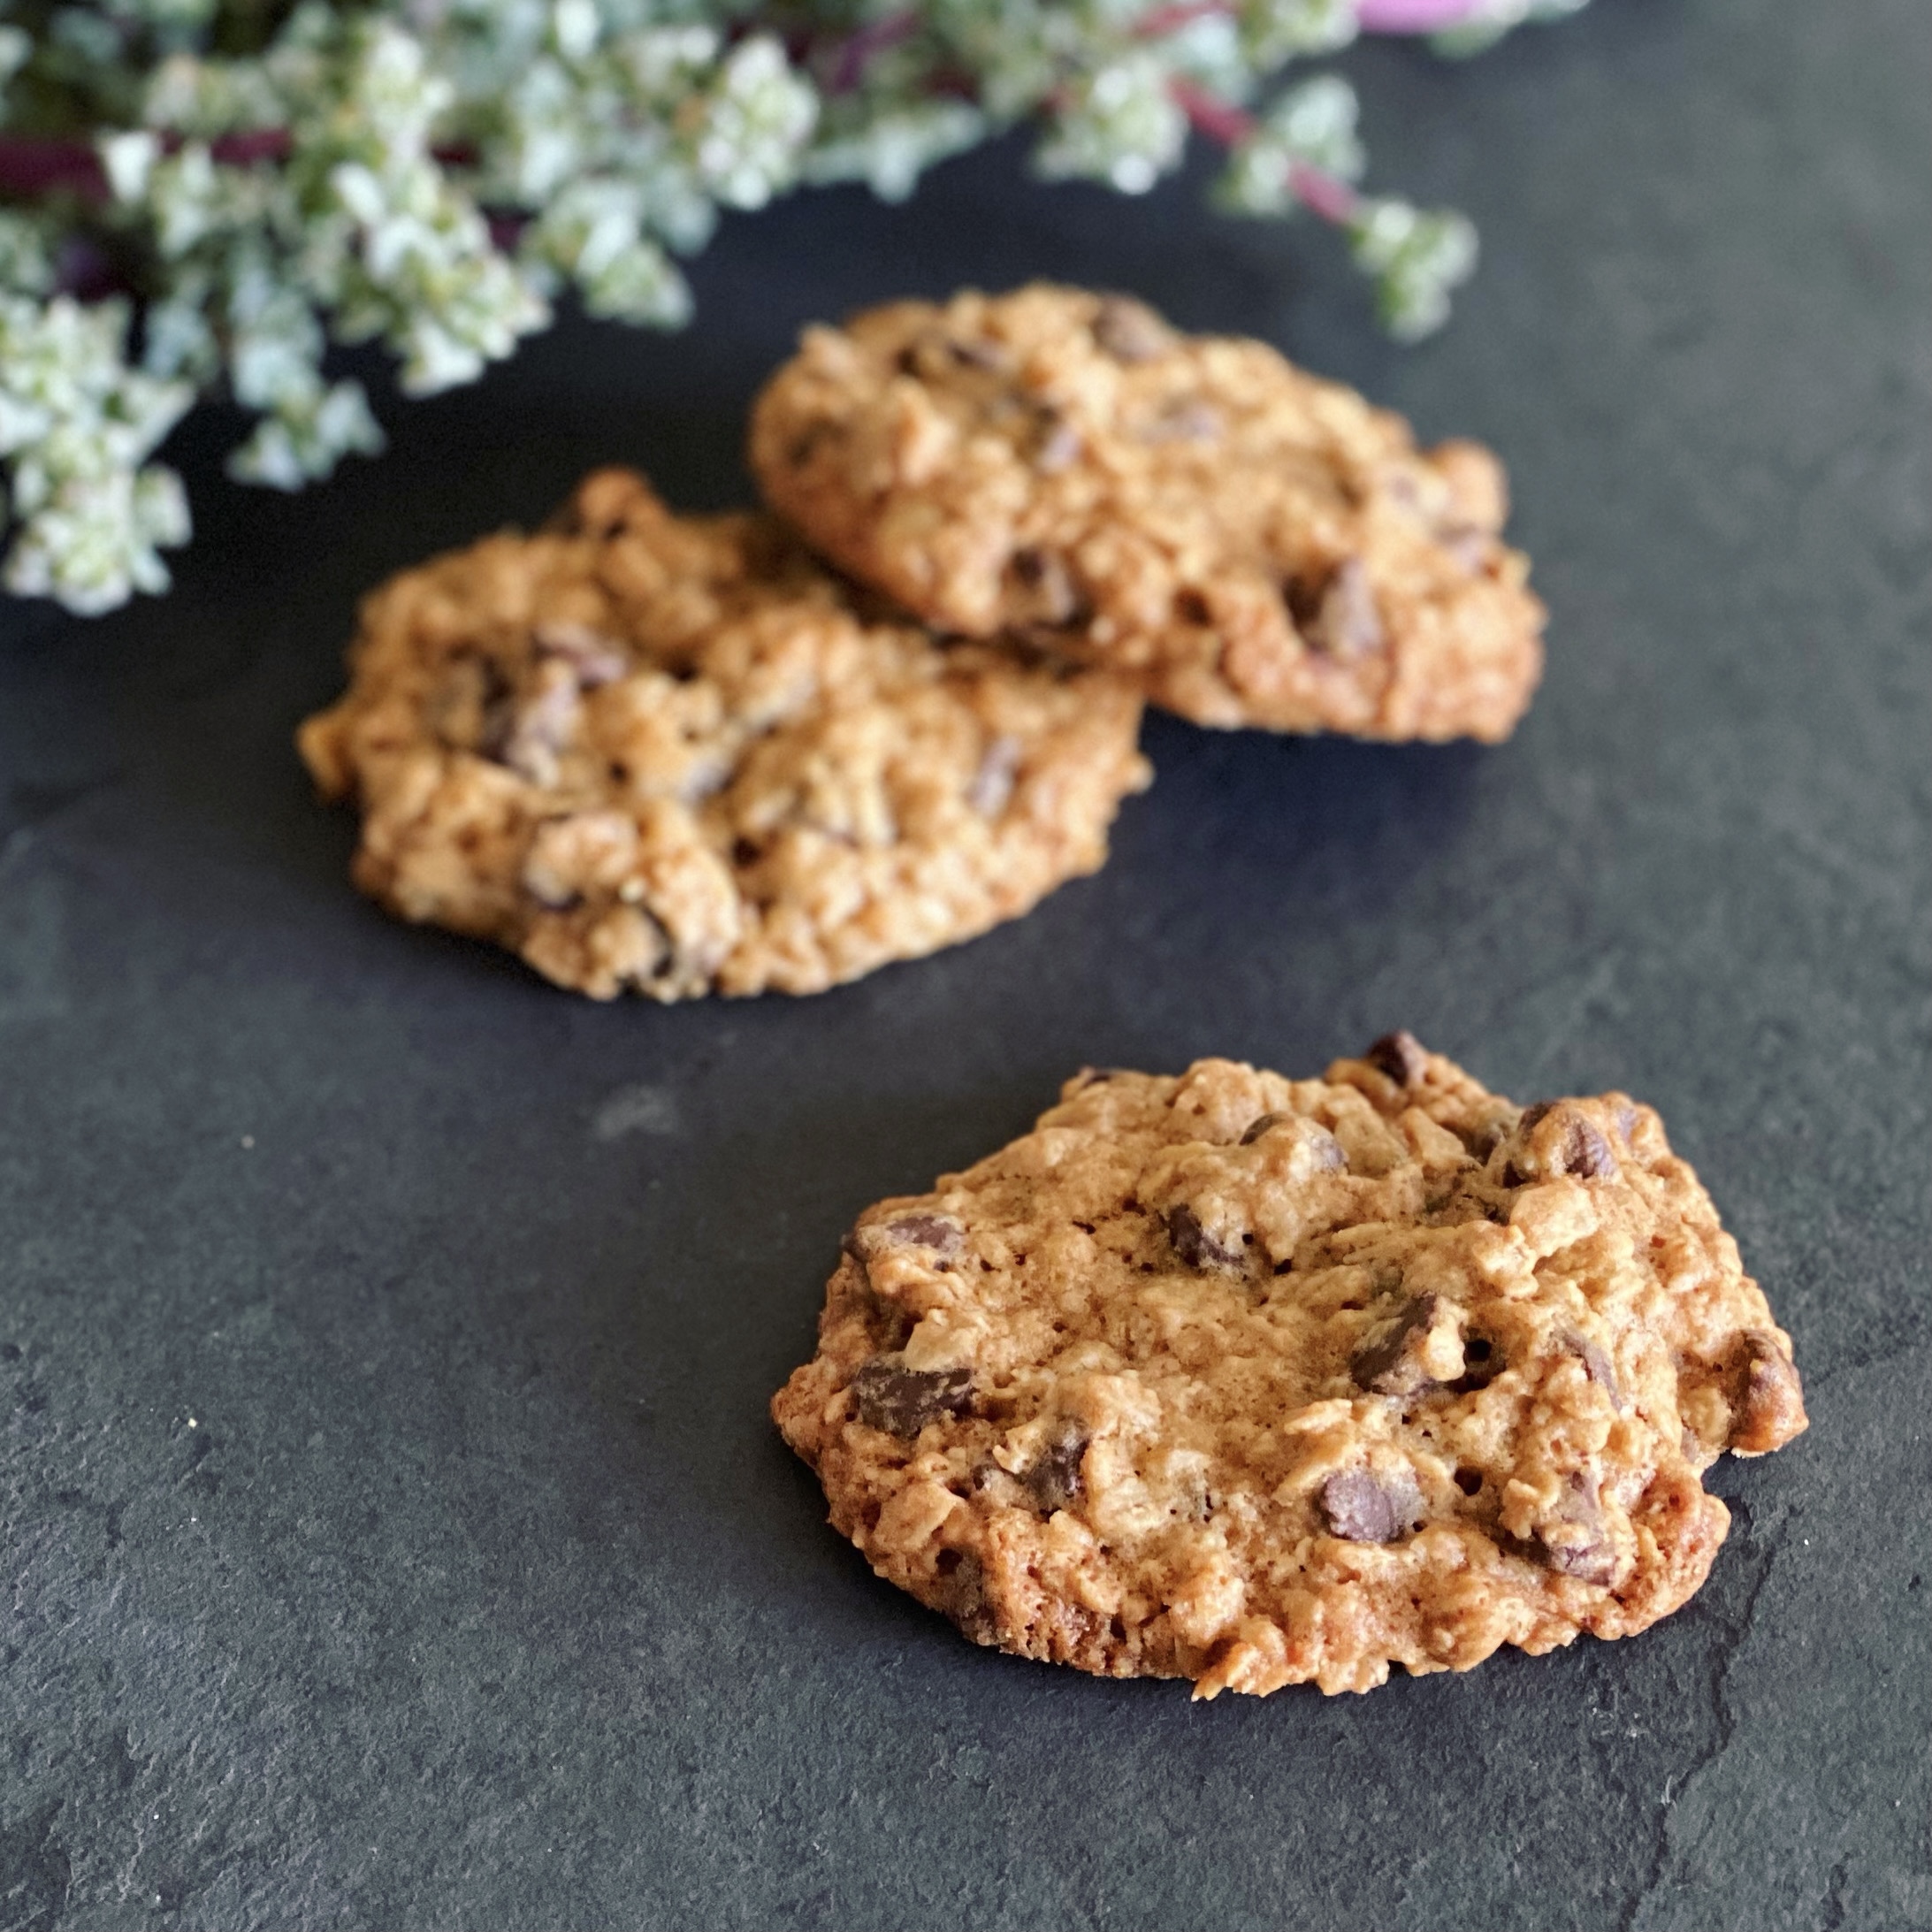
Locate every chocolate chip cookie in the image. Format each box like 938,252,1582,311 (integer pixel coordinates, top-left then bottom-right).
750,285,1546,739
297,468,1150,1000
771,1037,1806,1696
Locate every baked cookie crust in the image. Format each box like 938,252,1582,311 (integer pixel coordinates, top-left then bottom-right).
297,468,1150,1000
772,1037,1806,1696
750,285,1546,740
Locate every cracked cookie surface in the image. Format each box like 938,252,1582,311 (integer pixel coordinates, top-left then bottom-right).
771,1037,1806,1696
297,468,1149,999
750,284,1546,739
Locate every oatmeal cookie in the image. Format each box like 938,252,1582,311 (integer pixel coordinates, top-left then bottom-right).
751,284,1545,738
297,468,1149,999
772,1036,1806,1696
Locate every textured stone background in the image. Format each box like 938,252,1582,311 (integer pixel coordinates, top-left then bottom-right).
3,1,1928,1927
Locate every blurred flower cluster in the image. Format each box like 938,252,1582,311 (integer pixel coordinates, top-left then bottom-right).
0,0,1585,615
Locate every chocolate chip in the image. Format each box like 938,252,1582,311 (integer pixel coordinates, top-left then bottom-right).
1306,1127,1349,1172
893,333,948,378
1034,413,1083,473
786,423,832,469
1364,1029,1429,1088
878,1212,965,1259
1009,547,1083,625
1351,1294,1441,1396
533,620,629,688
1511,1103,1620,1182
1142,396,1222,443
1291,558,1384,659
1091,295,1174,363
483,667,580,785
1319,1468,1422,1544
850,1357,974,1437
939,1548,999,1644
898,331,1014,379
966,734,1022,818
1166,1203,1244,1272
1533,1471,1616,1585
1024,1419,1088,1515
1729,1331,1806,1454
949,334,1012,373
1239,1112,1283,1146
1566,1331,1623,1410
1564,1120,1618,1177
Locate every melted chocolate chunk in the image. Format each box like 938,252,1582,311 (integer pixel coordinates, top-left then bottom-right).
1034,413,1083,474
1294,559,1385,658
947,334,1012,373
850,1358,974,1438
1091,295,1174,363
1166,1203,1244,1272
1142,396,1223,444
1350,1294,1441,1396
1024,1419,1088,1515
1730,1331,1806,1454
532,620,629,688
878,1212,965,1259
1566,1331,1623,1410
1364,1029,1429,1088
483,668,581,785
1319,1467,1423,1545
940,1548,1000,1644
1533,1471,1616,1585
1239,1111,1283,1146
966,734,1023,818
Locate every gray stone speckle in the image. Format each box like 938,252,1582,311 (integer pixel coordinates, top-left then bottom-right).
592,1083,683,1141
2,1,1926,1926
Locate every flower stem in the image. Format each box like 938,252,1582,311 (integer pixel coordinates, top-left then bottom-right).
1166,80,1363,227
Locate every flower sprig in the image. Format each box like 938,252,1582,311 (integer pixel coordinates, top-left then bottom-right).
0,0,1585,615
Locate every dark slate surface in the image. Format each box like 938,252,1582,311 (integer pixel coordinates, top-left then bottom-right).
3,1,1928,1926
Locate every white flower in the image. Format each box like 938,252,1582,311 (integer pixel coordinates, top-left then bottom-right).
1036,54,1187,196
99,131,162,203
